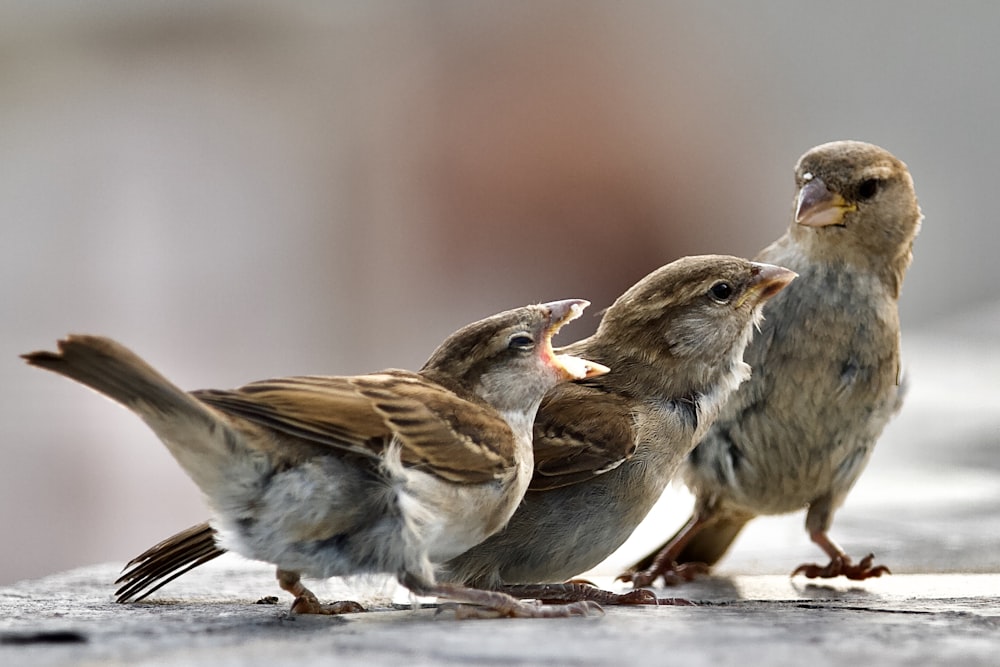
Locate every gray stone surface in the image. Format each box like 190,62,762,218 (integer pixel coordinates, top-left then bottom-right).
2,561,999,666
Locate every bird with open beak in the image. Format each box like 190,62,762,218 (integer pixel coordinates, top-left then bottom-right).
24,300,609,618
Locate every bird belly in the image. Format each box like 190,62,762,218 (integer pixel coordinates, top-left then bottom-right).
687,384,897,517
212,456,411,579
404,469,518,564
485,459,667,585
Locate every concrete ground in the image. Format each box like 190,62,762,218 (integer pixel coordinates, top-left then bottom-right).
2,308,998,666
2,562,998,667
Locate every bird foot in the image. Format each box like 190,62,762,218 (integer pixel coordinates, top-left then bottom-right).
438,599,603,619
501,581,673,606
423,581,604,619
289,593,366,615
618,561,710,589
791,553,891,580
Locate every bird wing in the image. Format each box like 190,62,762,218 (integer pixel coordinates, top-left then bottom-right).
356,373,516,484
193,370,514,484
528,381,637,491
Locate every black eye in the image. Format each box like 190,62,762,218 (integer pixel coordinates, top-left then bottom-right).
857,179,880,200
508,333,535,350
709,282,734,303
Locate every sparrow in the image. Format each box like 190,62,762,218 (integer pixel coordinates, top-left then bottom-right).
23,300,610,618
620,140,922,587
111,255,795,605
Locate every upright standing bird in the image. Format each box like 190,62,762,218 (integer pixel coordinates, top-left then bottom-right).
111,255,795,604
24,300,610,618
621,140,921,587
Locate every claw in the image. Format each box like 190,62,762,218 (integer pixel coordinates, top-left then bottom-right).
290,594,366,615
791,553,890,581
656,597,697,606
422,580,605,619
444,599,604,619
607,589,659,605
619,561,709,589
500,582,672,606
278,568,366,615
540,584,656,606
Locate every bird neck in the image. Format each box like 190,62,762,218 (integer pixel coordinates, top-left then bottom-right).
788,225,913,300
574,337,724,406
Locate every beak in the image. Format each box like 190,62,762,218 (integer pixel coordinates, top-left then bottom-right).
795,177,856,227
540,299,610,380
736,263,797,308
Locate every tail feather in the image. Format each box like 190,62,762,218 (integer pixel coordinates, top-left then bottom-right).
23,335,235,493
672,512,750,566
628,510,751,575
23,335,202,416
116,522,224,602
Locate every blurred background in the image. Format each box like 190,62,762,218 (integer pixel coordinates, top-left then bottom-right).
3,2,998,586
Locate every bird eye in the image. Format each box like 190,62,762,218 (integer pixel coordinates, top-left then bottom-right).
507,333,535,350
857,179,880,200
709,282,734,303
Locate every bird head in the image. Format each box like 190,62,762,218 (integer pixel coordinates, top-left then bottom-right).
791,140,922,290
421,300,608,417
584,255,795,395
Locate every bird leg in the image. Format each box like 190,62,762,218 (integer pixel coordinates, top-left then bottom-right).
791,531,891,580
276,569,366,615
401,575,602,619
617,513,712,588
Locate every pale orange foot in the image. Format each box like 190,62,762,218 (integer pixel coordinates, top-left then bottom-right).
276,568,366,615
289,592,366,615
441,598,603,619
411,579,603,619
502,582,660,606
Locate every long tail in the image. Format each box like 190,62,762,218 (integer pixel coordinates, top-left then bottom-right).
628,511,751,574
23,335,237,494
670,511,750,566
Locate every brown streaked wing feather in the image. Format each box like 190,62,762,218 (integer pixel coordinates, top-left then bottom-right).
529,382,637,491
195,371,514,484
355,376,516,484
193,374,393,461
